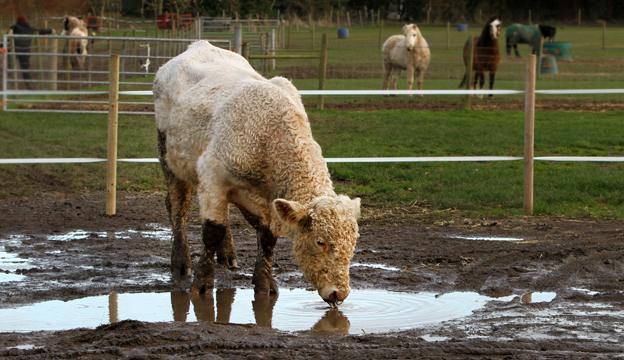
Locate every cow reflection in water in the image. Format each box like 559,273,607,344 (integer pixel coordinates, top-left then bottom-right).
170,289,236,323
167,289,350,334
311,309,350,335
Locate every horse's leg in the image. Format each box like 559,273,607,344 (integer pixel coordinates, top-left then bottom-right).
416,68,425,94
382,63,390,90
514,44,521,58
390,69,400,93
472,70,480,90
158,131,193,281
406,64,415,93
488,72,496,98
506,38,512,56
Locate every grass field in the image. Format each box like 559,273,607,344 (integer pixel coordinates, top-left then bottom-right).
1,21,623,218
1,109,623,218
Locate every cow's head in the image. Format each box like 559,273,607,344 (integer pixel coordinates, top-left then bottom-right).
273,195,360,306
403,23,421,51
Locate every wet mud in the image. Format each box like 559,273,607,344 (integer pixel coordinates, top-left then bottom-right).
1,191,623,358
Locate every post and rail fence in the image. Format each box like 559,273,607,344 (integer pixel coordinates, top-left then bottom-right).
1,44,624,215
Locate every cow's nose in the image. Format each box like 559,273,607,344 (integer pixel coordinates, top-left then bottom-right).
319,286,350,304
327,289,349,303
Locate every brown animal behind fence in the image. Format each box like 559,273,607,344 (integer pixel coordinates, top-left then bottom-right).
459,16,502,95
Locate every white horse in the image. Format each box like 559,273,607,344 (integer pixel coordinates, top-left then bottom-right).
382,24,431,92
62,16,88,70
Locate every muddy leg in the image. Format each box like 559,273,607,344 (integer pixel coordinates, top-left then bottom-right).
239,208,278,294
216,224,238,269
158,131,193,280
192,219,226,293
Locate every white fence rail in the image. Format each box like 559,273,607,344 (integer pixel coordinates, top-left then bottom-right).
2,156,624,165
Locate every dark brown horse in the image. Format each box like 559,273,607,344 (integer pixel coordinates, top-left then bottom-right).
459,16,502,95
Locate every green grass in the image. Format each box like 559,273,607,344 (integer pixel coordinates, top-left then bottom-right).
1,109,623,218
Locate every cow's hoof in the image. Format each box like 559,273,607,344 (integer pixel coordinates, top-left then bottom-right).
253,274,279,295
217,254,239,270
171,261,192,281
192,256,215,294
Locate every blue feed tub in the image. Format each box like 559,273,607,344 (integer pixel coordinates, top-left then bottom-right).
337,27,349,39
543,41,572,61
540,55,558,75
456,23,468,32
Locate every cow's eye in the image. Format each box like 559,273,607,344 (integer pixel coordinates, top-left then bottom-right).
316,240,325,246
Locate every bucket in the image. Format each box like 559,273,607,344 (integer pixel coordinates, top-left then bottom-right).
337,27,349,39
540,55,558,75
456,23,468,32
543,41,572,61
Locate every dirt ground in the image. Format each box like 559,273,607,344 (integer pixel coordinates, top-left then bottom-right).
1,191,623,359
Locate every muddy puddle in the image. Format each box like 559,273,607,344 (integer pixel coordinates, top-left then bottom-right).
0,242,33,283
0,288,558,335
47,224,171,242
449,235,524,241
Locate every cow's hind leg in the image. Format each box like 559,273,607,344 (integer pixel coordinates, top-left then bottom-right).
239,208,278,295
158,130,193,281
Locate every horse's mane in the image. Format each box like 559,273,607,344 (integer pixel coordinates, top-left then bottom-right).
477,16,500,47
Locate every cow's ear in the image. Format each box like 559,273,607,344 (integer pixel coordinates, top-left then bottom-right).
273,199,309,229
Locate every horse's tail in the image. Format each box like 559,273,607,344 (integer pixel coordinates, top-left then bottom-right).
459,72,467,88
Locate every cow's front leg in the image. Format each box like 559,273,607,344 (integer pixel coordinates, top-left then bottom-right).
195,176,230,294
216,225,238,269
239,208,278,294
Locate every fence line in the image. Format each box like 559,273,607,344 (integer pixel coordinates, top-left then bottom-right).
2,88,623,97
2,53,623,216
2,156,624,165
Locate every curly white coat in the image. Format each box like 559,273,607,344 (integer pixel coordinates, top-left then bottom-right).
154,41,360,302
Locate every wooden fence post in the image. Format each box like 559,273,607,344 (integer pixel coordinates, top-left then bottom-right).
233,22,242,54
446,21,450,50
270,28,276,70
106,54,120,216
536,36,544,77
378,19,384,47
602,21,606,50
318,33,328,110
465,36,474,109
109,291,119,324
50,37,58,91
577,8,582,26
286,24,291,49
524,54,537,216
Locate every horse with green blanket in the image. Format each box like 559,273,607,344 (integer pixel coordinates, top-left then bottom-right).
505,23,556,57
